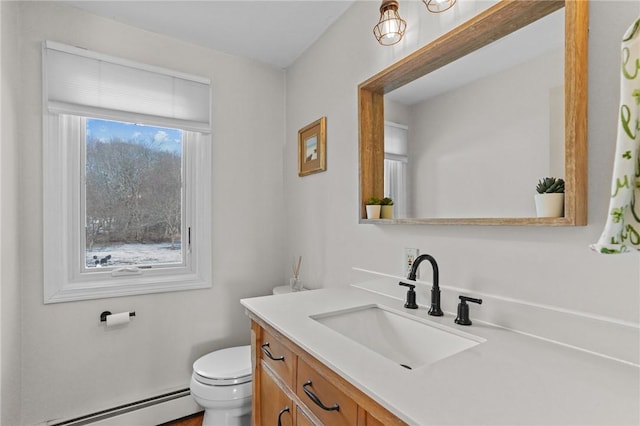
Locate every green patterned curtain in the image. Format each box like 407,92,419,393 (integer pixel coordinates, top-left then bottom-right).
592,17,640,254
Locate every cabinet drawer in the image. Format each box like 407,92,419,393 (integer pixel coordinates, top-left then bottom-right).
365,412,386,426
259,367,293,426
296,405,316,426
296,358,357,426
259,328,295,388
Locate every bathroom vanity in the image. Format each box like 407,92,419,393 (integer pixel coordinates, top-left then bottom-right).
251,319,403,425
241,278,639,425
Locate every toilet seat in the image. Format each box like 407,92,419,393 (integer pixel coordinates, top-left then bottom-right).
193,345,252,386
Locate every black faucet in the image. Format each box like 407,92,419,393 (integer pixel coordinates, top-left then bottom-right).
404,254,443,316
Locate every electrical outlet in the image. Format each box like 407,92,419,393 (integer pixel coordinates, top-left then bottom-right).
404,248,419,278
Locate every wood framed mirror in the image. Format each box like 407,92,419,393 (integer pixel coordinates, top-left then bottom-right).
359,0,587,225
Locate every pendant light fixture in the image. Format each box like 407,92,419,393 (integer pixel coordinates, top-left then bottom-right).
373,0,407,46
422,0,456,13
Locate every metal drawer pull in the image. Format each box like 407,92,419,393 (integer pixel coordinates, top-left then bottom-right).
302,380,340,412
277,406,290,426
261,342,285,361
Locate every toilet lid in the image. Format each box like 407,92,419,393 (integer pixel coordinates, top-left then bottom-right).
193,345,252,386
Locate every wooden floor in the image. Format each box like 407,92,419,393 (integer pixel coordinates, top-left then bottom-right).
158,411,203,426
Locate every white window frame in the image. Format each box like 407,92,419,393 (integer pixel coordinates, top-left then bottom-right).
42,42,211,303
43,115,211,303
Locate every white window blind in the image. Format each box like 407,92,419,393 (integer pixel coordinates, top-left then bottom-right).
43,41,211,133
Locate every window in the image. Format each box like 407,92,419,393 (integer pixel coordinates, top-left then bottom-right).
384,122,409,218
84,118,184,270
43,42,211,303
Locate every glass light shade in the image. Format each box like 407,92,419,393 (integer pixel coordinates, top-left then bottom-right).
373,0,407,46
423,0,456,13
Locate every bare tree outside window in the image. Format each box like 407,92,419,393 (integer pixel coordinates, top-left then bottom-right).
84,119,183,268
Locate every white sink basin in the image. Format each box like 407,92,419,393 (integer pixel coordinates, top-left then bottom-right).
310,304,485,370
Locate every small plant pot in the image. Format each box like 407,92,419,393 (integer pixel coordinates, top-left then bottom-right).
534,193,564,217
380,205,394,219
366,204,381,219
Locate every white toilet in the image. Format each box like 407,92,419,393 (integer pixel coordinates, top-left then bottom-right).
190,345,252,426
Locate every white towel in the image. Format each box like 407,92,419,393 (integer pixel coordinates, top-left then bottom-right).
591,17,640,254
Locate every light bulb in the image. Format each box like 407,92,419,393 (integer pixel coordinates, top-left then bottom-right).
423,0,456,13
373,0,407,46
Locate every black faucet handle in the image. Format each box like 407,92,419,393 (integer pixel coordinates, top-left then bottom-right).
460,295,482,305
399,282,418,309
455,295,482,326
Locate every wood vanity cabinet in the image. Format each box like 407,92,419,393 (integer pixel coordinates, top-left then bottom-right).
250,319,406,426
260,367,293,426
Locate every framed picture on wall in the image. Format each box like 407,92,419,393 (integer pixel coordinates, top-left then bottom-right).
298,117,327,177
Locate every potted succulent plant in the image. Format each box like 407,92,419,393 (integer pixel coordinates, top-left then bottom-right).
365,197,382,219
534,177,565,217
380,197,394,219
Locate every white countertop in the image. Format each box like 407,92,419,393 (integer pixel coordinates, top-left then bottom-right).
241,280,639,425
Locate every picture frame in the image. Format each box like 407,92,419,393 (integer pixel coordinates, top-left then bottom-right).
298,117,327,177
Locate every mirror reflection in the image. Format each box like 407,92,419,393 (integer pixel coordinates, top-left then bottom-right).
383,9,565,219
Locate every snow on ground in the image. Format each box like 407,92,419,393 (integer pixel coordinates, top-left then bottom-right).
86,242,182,267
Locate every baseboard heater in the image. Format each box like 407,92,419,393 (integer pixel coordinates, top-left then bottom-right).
47,388,201,426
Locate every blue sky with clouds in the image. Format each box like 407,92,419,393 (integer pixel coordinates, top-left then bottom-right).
86,118,182,155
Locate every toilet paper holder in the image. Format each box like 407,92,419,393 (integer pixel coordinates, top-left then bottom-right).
100,310,136,322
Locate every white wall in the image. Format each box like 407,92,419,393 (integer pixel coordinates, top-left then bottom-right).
284,0,639,363
2,2,286,424
1,1,24,425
